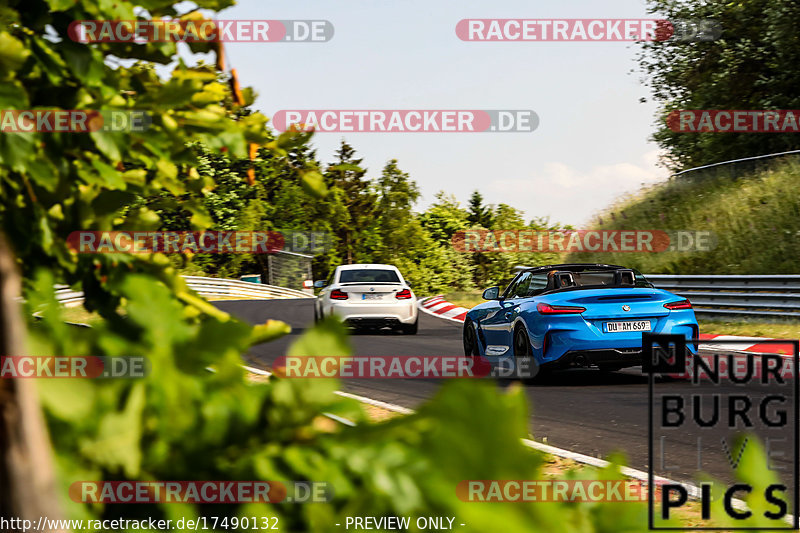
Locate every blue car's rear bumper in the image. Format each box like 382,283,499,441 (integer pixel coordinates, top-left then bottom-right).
531,309,698,366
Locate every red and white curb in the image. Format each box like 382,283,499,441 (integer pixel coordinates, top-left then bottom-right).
419,296,796,357
418,295,469,323
697,334,795,355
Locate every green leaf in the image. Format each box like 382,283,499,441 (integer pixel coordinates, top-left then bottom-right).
123,206,161,229
0,79,28,108
0,131,36,171
39,379,95,422
121,168,147,186
89,131,122,162
155,159,178,180
43,0,77,11
80,383,145,477
299,169,328,198
0,32,30,76
91,189,135,217
188,207,213,230
26,157,58,191
287,318,351,358
250,320,291,345
29,36,68,85
90,158,126,189
273,127,314,150
241,113,271,144
190,82,227,105
328,163,364,172
120,275,194,347
60,40,105,85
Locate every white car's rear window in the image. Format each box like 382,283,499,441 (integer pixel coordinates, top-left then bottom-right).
339,269,401,284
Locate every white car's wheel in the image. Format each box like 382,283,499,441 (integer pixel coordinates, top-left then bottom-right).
400,319,418,335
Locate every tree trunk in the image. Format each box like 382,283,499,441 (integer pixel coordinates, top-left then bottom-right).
0,234,63,530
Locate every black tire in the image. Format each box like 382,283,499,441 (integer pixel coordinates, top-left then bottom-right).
513,325,531,358
463,320,479,356
313,305,320,324
401,319,418,335
514,325,542,384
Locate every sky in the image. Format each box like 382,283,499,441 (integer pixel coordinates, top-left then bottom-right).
180,0,668,226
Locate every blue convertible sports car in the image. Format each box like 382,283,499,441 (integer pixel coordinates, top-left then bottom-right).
463,264,698,373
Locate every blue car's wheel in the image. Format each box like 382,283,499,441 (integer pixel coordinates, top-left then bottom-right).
514,325,543,383
513,326,531,358
463,321,479,357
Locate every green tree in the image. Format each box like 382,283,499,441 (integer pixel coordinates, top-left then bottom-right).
374,159,420,259
465,191,494,286
0,0,294,523
639,0,800,169
325,142,378,264
419,192,471,246
467,190,494,228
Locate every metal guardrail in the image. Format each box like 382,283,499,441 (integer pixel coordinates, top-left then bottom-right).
57,272,799,318
673,149,800,177
182,275,311,300
647,274,800,318
54,275,311,307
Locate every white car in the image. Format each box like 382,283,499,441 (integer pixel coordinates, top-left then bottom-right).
314,264,418,334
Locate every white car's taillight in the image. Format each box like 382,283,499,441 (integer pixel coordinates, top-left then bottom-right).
395,289,412,300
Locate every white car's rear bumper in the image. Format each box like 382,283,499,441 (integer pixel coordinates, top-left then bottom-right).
326,301,418,324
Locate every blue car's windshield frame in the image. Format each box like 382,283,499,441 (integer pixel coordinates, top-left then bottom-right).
501,265,653,299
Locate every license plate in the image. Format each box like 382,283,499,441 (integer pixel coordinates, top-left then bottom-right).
605,320,651,333
362,293,383,300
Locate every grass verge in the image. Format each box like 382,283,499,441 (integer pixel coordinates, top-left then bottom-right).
565,157,800,274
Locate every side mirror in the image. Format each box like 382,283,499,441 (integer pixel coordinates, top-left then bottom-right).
482,286,500,300
313,280,326,289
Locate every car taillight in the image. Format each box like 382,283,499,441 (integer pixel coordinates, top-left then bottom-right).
395,289,412,300
330,289,348,300
664,299,692,310
537,302,586,314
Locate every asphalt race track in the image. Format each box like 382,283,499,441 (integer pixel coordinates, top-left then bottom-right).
216,298,796,490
